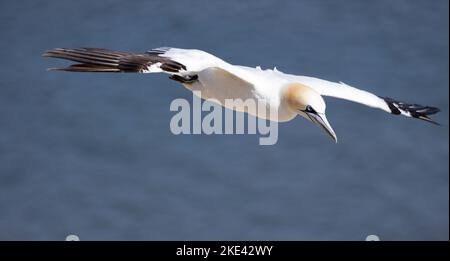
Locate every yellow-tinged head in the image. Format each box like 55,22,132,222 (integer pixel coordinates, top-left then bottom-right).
283,83,337,142
285,83,326,113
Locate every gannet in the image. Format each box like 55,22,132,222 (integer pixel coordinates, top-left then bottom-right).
43,47,441,142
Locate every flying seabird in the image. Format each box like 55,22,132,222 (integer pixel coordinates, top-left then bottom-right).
43,47,441,142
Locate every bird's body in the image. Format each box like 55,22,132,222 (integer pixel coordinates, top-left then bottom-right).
43,47,440,142
182,66,292,122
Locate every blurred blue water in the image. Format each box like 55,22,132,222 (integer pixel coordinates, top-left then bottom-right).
0,0,448,240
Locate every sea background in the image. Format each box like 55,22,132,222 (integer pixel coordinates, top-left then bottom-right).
0,0,448,240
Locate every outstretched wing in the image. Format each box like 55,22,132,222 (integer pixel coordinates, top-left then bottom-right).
43,47,236,82
295,76,441,124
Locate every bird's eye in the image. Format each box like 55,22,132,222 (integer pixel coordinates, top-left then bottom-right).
305,105,315,113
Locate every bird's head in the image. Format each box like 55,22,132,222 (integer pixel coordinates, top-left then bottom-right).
284,83,337,142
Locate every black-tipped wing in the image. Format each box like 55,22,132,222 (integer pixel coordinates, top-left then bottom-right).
42,48,186,73
295,78,441,125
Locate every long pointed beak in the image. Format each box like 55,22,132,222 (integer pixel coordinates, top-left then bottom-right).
306,112,337,143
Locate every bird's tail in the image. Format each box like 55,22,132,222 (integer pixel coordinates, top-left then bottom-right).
381,96,441,125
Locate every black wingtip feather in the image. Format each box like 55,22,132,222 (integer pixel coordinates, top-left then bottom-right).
381,96,441,125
